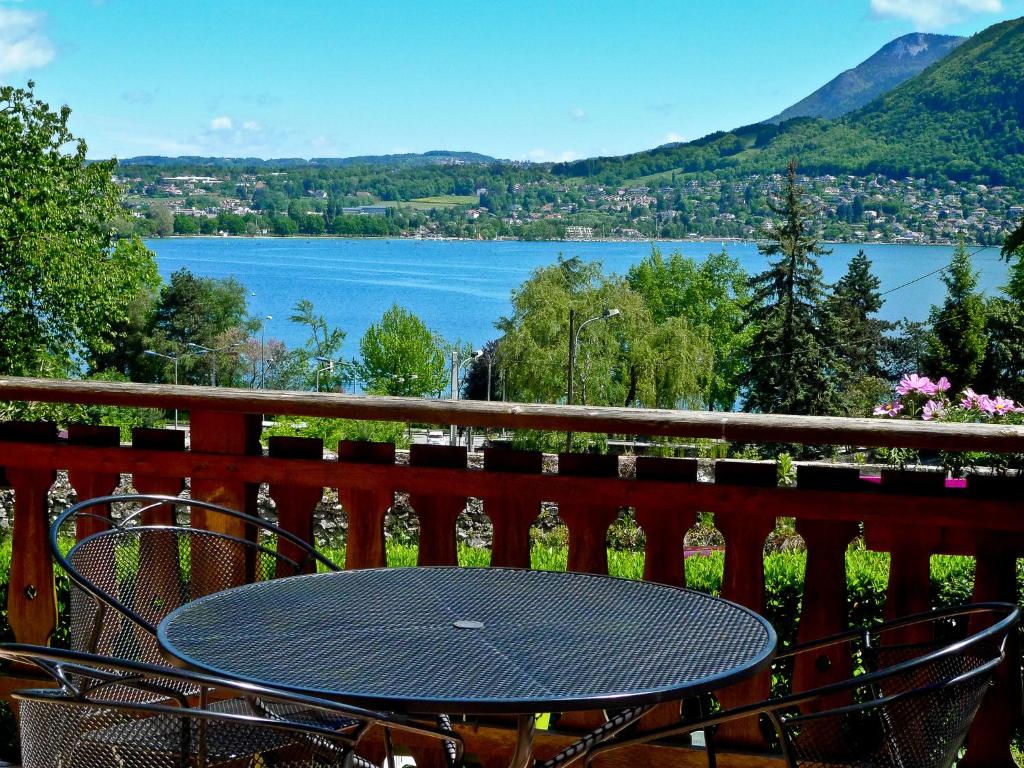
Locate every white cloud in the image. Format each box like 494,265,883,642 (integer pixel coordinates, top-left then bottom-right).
209,116,233,131
241,120,261,132
664,132,686,144
0,7,55,73
570,107,587,122
525,148,579,163
869,0,1002,28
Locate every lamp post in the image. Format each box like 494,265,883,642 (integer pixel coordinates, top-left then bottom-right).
314,357,335,392
450,349,482,446
144,349,189,430
187,342,241,387
566,308,621,450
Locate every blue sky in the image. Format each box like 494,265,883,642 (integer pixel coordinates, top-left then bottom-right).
1,0,1022,161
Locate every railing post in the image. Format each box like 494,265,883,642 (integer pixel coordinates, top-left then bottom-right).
131,428,187,521
409,444,467,566
268,436,324,575
557,452,620,575
711,460,776,749
338,440,396,569
66,425,121,540
635,457,698,587
1,422,58,646
483,448,543,569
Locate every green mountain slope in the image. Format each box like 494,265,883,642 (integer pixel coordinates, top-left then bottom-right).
554,16,1024,186
767,33,964,123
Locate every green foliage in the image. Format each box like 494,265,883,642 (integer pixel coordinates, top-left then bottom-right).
289,299,346,391
264,416,408,449
828,250,891,380
0,82,160,376
358,304,447,396
744,161,842,416
627,247,752,409
922,239,987,391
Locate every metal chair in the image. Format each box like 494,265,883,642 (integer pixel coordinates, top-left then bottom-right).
1,643,463,768
51,493,341,664
563,602,1018,768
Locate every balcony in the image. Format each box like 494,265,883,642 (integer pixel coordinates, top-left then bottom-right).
0,375,1022,767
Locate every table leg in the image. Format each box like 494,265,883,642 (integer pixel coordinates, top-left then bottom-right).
509,713,536,768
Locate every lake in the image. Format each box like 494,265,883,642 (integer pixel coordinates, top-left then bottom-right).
146,237,1009,358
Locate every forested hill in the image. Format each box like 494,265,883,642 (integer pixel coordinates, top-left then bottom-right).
553,16,1024,186
766,32,963,123
118,150,497,169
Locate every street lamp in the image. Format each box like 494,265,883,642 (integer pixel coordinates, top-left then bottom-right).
187,342,241,387
144,349,190,430
314,357,335,392
449,349,482,446
566,308,621,450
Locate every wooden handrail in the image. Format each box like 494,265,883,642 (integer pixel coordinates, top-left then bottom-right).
3,376,1024,452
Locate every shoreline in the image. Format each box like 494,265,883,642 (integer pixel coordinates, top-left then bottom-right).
153,234,990,248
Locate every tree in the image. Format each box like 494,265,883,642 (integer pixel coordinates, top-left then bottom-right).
743,160,841,415
828,250,890,379
922,239,987,390
627,246,751,410
977,214,1024,399
497,256,712,411
289,299,346,391
0,81,160,376
358,305,447,396
146,203,174,237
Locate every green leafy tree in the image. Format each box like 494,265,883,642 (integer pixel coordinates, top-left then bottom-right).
743,160,841,415
922,239,987,390
289,299,346,391
358,305,447,396
977,215,1024,399
828,250,890,377
0,81,160,376
627,246,750,409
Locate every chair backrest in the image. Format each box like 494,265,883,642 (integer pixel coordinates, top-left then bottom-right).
1,644,460,768
52,494,340,663
775,603,1017,768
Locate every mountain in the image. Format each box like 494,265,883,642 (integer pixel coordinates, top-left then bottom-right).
767,33,964,123
117,150,497,169
553,16,1024,186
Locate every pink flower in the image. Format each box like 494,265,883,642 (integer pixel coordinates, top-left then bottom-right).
978,395,997,415
989,396,1018,416
922,400,945,421
960,388,983,409
896,373,935,396
873,401,904,417
934,377,951,393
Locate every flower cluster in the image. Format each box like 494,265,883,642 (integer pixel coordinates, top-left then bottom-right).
874,374,1024,421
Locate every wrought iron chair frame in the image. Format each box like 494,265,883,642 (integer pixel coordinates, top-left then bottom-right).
51,493,341,640
579,602,1019,768
1,643,463,768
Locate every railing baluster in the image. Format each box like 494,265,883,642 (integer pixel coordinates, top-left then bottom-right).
961,475,1023,768
483,447,543,569
338,440,395,569
409,444,467,566
635,457,698,587
66,425,121,540
557,452,620,575
268,436,324,575
711,459,776,749
792,466,860,697
188,411,262,592
131,427,187,522
1,422,58,646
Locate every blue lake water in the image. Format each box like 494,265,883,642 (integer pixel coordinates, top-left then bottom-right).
146,237,1009,359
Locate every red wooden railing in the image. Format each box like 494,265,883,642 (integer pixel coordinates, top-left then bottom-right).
1,376,1022,768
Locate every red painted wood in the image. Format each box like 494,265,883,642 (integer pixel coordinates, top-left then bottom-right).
409,444,467,566
557,453,620,575
713,460,776,749
483,448,543,569
130,427,187,522
268,436,324,576
66,425,121,540
635,457,698,587
337,441,395,570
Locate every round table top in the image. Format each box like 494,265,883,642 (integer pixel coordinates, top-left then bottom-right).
158,567,776,714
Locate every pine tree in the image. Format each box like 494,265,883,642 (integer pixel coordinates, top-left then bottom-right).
922,238,987,391
828,249,891,379
743,160,840,415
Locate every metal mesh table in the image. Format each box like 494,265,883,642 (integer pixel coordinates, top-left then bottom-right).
159,567,776,767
